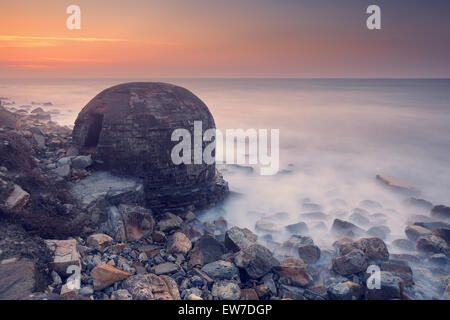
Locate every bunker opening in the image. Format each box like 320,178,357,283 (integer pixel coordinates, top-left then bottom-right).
84,113,104,147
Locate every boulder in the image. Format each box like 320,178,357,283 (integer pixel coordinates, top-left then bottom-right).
331,219,365,238
279,235,320,264
380,260,413,286
234,244,279,279
432,227,450,246
157,212,183,232
167,232,192,255
224,226,257,252
0,259,39,299
4,184,30,211
405,225,431,242
416,235,450,256
403,197,433,213
201,260,240,281
103,205,154,242
71,155,92,170
431,205,450,221
327,282,352,300
391,239,415,251
122,273,180,300
90,264,131,290
367,226,391,240
332,249,368,276
376,174,420,196
189,235,225,268
273,258,312,287
86,233,113,251
366,271,403,300
111,289,133,300
211,280,241,300
356,238,389,260
53,164,71,178
285,222,309,235
45,239,80,274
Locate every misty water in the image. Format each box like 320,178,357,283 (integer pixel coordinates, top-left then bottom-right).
1,78,449,297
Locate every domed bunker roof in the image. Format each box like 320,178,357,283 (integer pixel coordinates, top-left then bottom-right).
72,82,228,210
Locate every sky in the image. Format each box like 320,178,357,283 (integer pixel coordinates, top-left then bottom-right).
0,0,449,78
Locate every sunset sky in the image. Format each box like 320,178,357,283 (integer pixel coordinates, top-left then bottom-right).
0,0,449,78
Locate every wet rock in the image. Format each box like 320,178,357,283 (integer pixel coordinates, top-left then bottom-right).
432,227,450,246
376,174,420,196
356,238,389,260
86,234,113,251
391,239,415,251
234,244,279,279
380,260,413,286
167,232,192,255
431,205,450,221
359,200,382,210
71,155,92,170
367,226,391,240
53,164,71,178
389,253,421,264
151,262,178,275
416,235,450,256
189,235,225,267
332,249,368,276
4,184,30,211
122,273,180,300
331,219,365,238
349,212,370,227
285,222,309,234
273,258,312,287
111,289,132,300
102,205,154,242
45,239,80,274
327,282,352,300
157,212,183,232
240,288,259,300
405,225,431,242
0,259,39,299
414,221,450,231
211,280,241,300
201,260,240,281
90,264,131,290
280,235,321,264
366,271,403,300
403,197,433,213
224,226,257,252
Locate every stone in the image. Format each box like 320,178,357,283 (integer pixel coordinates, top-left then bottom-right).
255,218,282,233
79,286,94,296
416,235,450,256
189,234,225,267
331,219,365,238
167,232,192,255
122,273,180,300
356,238,389,260
403,197,433,213
45,239,80,274
151,262,178,275
327,282,352,300
5,184,30,211
224,226,257,252
111,289,132,300
201,260,240,281
432,228,450,246
359,200,383,210
285,222,309,235
279,235,320,264
376,174,420,196
71,155,92,170
103,205,154,242
274,258,312,287
90,264,131,290
71,82,228,210
86,233,113,251
431,205,450,221
366,271,403,300
53,164,71,178
240,288,259,300
157,212,183,232
332,249,368,276
60,283,78,298
429,253,447,265
349,212,370,227
380,260,413,286
234,244,279,279
367,226,391,240
0,259,39,299
211,280,241,300
70,171,144,207
32,133,46,149
0,105,19,130
186,293,203,300
405,225,431,242
391,239,415,251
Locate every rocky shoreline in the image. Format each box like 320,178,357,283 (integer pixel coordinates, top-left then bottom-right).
0,98,449,300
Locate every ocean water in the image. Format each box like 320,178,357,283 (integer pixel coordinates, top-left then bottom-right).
1,78,450,250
